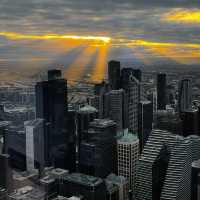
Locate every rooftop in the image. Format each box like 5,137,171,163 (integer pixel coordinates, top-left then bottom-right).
63,173,103,187
192,159,200,169
90,119,116,128
24,119,44,127
78,105,98,114
118,131,139,144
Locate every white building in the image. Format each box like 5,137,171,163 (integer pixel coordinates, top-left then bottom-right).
117,131,139,191
24,119,44,172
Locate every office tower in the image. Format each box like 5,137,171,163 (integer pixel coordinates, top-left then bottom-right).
0,154,12,192
191,160,200,200
60,173,107,200
77,105,98,171
107,89,125,131
106,174,129,200
92,82,111,119
117,131,139,191
24,119,45,173
0,121,9,154
132,69,142,82
157,73,167,110
66,109,76,172
135,130,200,200
48,69,62,81
77,105,98,141
35,70,68,168
178,79,192,113
108,60,121,90
79,119,117,178
156,111,182,135
121,68,140,133
181,109,199,136
138,100,153,152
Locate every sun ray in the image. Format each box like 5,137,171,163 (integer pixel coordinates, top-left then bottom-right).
64,45,98,84
90,44,110,83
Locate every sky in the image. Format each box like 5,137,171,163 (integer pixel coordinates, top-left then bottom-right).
0,0,200,82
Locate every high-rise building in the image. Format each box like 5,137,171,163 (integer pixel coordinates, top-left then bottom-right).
135,130,200,200
178,79,192,113
35,70,68,168
191,159,200,200
157,73,167,110
138,100,153,152
24,119,45,173
0,121,9,154
48,69,62,81
77,105,98,142
108,61,121,90
117,131,139,191
121,68,140,133
181,109,199,137
132,69,142,82
0,154,12,192
107,89,125,131
92,82,110,119
106,173,129,200
79,119,117,178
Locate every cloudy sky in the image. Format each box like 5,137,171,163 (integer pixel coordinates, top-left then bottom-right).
0,0,200,82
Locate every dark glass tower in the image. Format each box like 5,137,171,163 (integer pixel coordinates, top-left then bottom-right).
133,69,142,82
157,73,167,110
108,60,121,90
181,109,199,137
79,119,117,178
0,154,12,192
35,70,68,168
178,79,192,113
138,100,153,152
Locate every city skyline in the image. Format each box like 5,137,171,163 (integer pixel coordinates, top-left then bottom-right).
0,1,200,81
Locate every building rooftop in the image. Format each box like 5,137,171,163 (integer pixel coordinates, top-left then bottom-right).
63,173,103,187
90,119,116,128
24,119,44,127
8,186,45,200
192,160,200,169
78,105,98,114
118,131,139,144
106,173,127,185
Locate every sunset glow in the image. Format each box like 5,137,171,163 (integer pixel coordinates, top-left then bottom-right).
0,32,111,43
162,9,200,24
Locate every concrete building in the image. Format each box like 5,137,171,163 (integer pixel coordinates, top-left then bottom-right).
135,130,200,200
117,131,139,191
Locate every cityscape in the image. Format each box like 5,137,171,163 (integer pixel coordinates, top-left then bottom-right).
1,1,200,200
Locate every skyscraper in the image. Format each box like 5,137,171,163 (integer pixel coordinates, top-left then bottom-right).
117,131,139,191
107,89,125,131
132,69,142,82
35,70,68,168
108,60,121,90
135,130,200,200
121,68,140,133
24,119,45,173
181,109,199,136
0,154,12,193
138,100,153,152
79,119,117,178
77,105,98,141
178,79,192,113
191,159,200,200
157,73,167,110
